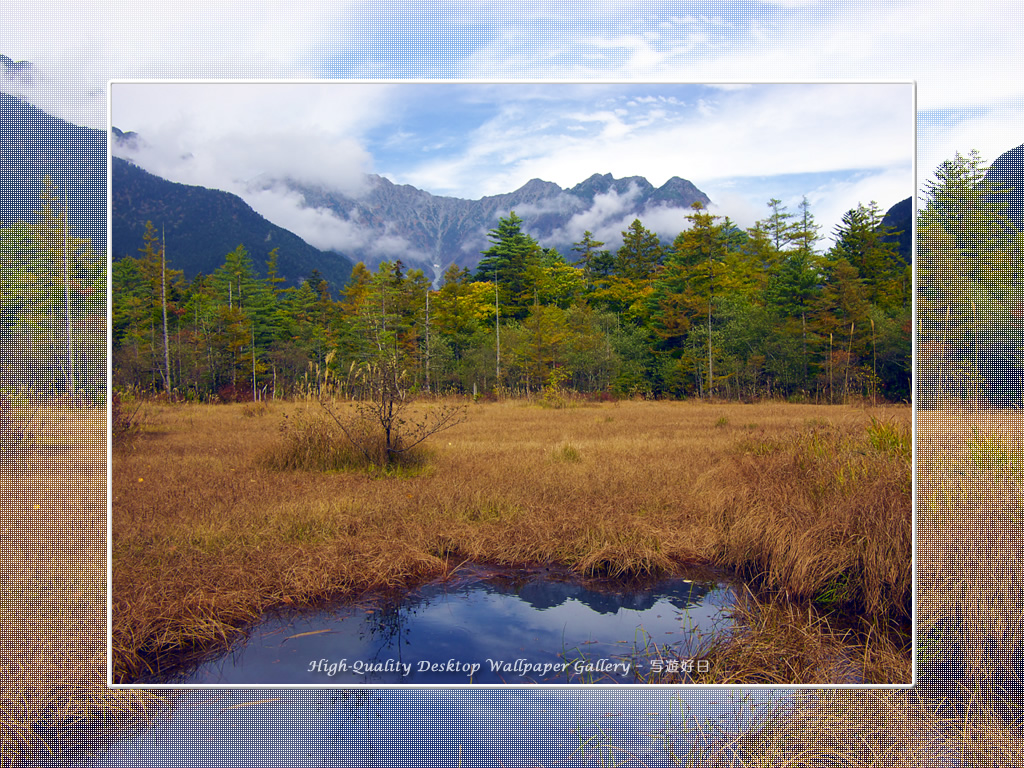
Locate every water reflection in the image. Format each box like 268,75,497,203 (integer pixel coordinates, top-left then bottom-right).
58,688,791,768
56,567,766,767
139,565,737,686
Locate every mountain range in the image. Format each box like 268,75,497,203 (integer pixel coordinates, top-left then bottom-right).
114,160,914,288
108,125,917,283
0,54,34,83
2,62,928,294
278,171,713,283
0,74,355,290
982,141,1024,230
880,196,912,262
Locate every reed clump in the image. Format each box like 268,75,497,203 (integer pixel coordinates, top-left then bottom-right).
645,588,910,686
658,411,1024,766
714,417,911,620
260,406,431,475
551,440,583,463
260,409,368,472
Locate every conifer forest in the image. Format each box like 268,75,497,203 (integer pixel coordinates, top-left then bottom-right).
109,195,912,403
2,173,922,405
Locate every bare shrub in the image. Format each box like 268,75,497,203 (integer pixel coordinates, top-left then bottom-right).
240,401,270,419
320,355,466,470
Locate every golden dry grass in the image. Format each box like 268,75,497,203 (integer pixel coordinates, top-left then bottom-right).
643,589,911,687
661,407,1024,766
112,397,911,685
0,400,164,767
681,688,1021,767
10,396,1024,765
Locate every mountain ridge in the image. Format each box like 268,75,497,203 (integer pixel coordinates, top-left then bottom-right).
274,170,713,282
983,141,1024,230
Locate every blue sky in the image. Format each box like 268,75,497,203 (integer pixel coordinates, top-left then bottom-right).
4,2,1021,245
107,81,911,256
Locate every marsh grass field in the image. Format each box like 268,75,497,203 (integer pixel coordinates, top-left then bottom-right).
111,396,912,687
0,401,161,766
8,396,1024,765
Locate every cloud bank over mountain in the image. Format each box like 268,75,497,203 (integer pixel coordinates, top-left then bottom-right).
109,82,912,261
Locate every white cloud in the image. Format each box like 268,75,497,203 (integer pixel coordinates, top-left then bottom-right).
244,184,428,264
705,190,765,232
550,184,645,244
111,83,398,196
512,194,584,218
634,204,698,242
540,183,704,250
390,83,910,205
4,2,349,128
4,0,1024,134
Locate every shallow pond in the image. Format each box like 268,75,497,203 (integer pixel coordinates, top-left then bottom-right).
55,688,793,768
138,564,738,686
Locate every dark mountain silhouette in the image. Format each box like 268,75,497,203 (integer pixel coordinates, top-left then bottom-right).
515,574,714,615
975,142,1024,407
983,142,1024,231
0,83,353,291
112,156,353,289
880,196,912,265
0,90,106,251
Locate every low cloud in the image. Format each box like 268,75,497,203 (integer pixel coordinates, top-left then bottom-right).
550,183,644,244
112,124,373,201
512,192,584,218
631,204,696,242
243,184,427,265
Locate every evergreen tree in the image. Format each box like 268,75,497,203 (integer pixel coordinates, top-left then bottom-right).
474,211,543,318
29,175,96,394
742,220,780,294
773,197,822,389
525,249,586,308
339,262,373,316
765,248,821,391
570,230,605,290
830,201,905,310
668,202,728,396
265,247,287,299
615,219,663,281
433,264,481,371
813,257,870,401
764,198,797,253
790,197,821,259
134,222,175,394
918,150,1020,407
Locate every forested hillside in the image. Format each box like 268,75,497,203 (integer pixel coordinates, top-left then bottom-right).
112,157,353,290
111,194,913,403
0,91,106,250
